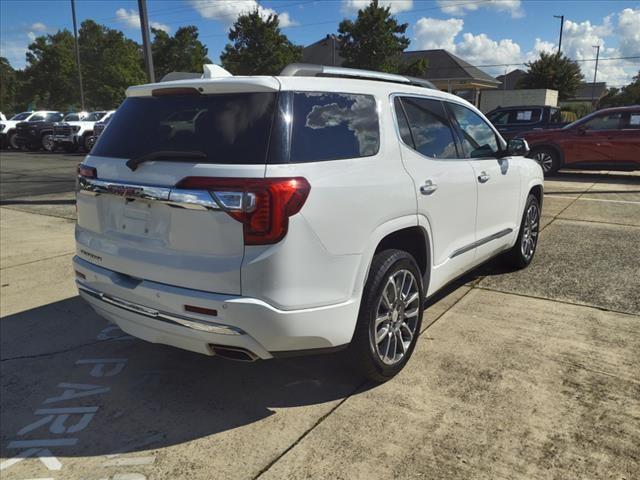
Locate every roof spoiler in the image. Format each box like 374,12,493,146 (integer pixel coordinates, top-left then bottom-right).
280,63,436,89
160,64,233,82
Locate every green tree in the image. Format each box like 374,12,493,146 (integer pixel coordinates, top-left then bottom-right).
600,70,640,107
152,26,211,80
0,57,19,113
337,0,410,72
79,20,146,109
221,10,302,75
398,58,428,77
518,52,584,100
21,30,78,110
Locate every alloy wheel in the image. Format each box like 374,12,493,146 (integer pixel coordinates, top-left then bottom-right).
42,134,55,151
521,203,539,261
532,151,554,173
372,269,420,366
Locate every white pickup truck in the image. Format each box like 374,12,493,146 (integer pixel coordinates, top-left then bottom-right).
53,111,109,152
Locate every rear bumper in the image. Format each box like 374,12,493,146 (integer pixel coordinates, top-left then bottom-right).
74,256,359,359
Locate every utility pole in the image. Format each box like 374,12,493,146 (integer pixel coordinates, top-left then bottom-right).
70,0,85,110
591,45,600,105
553,15,564,55
138,0,155,83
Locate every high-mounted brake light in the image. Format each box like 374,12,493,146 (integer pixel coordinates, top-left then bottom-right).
175,177,311,245
77,164,97,178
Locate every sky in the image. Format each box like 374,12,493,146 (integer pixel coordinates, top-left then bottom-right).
1,0,639,87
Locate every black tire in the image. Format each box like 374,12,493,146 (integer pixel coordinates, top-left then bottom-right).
349,249,424,382
8,132,19,150
41,133,55,152
504,194,540,269
82,133,92,152
63,143,79,153
529,146,560,175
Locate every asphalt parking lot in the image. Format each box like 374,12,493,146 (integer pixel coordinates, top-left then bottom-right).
1,151,639,480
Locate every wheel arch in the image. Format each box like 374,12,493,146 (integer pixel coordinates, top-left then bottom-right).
355,217,432,301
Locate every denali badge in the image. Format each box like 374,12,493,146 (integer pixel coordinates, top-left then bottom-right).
106,184,144,197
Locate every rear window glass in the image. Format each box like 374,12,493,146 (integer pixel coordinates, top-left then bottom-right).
92,93,277,164
289,92,379,162
512,109,541,123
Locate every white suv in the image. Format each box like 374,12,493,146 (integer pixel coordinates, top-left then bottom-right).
74,64,543,381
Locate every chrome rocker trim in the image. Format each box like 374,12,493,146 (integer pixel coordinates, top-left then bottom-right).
77,283,244,336
450,228,514,258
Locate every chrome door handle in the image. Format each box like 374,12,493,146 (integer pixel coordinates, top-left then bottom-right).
420,180,438,195
478,171,490,183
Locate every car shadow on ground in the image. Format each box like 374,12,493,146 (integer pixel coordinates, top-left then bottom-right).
0,296,371,459
0,253,550,459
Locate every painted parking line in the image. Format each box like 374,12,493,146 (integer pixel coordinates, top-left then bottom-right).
545,194,640,205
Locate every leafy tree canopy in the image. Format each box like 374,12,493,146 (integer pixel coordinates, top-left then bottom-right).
599,70,640,107
337,0,410,73
518,52,584,100
21,30,78,110
152,26,210,80
0,57,19,113
79,20,146,109
220,10,302,75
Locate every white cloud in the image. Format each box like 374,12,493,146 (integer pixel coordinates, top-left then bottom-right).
455,32,522,69
437,0,523,18
559,15,632,85
413,17,521,74
115,8,171,33
29,22,48,33
342,0,413,14
414,17,463,51
413,9,639,85
617,8,640,57
25,21,50,42
189,0,297,27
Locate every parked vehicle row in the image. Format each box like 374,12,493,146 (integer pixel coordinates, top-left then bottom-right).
0,109,115,153
486,104,640,175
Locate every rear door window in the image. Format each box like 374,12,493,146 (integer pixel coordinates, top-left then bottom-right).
91,92,277,164
289,92,379,162
628,113,640,129
395,96,458,159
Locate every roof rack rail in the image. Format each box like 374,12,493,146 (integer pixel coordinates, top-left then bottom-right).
280,63,435,89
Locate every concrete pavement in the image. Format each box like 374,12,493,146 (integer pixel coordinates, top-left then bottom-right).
1,158,639,480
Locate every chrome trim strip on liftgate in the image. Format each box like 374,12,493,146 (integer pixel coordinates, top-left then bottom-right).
77,177,220,211
450,228,514,259
77,283,244,336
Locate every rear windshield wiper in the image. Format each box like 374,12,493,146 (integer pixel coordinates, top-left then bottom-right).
126,150,207,171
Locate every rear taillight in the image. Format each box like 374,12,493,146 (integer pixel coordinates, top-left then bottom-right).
175,177,311,245
77,164,97,178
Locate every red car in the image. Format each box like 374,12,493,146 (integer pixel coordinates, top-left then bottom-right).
522,105,640,175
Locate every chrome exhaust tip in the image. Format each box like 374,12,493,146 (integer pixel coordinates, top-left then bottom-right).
210,345,259,362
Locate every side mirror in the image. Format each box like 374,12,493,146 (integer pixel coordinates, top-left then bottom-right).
507,138,530,157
